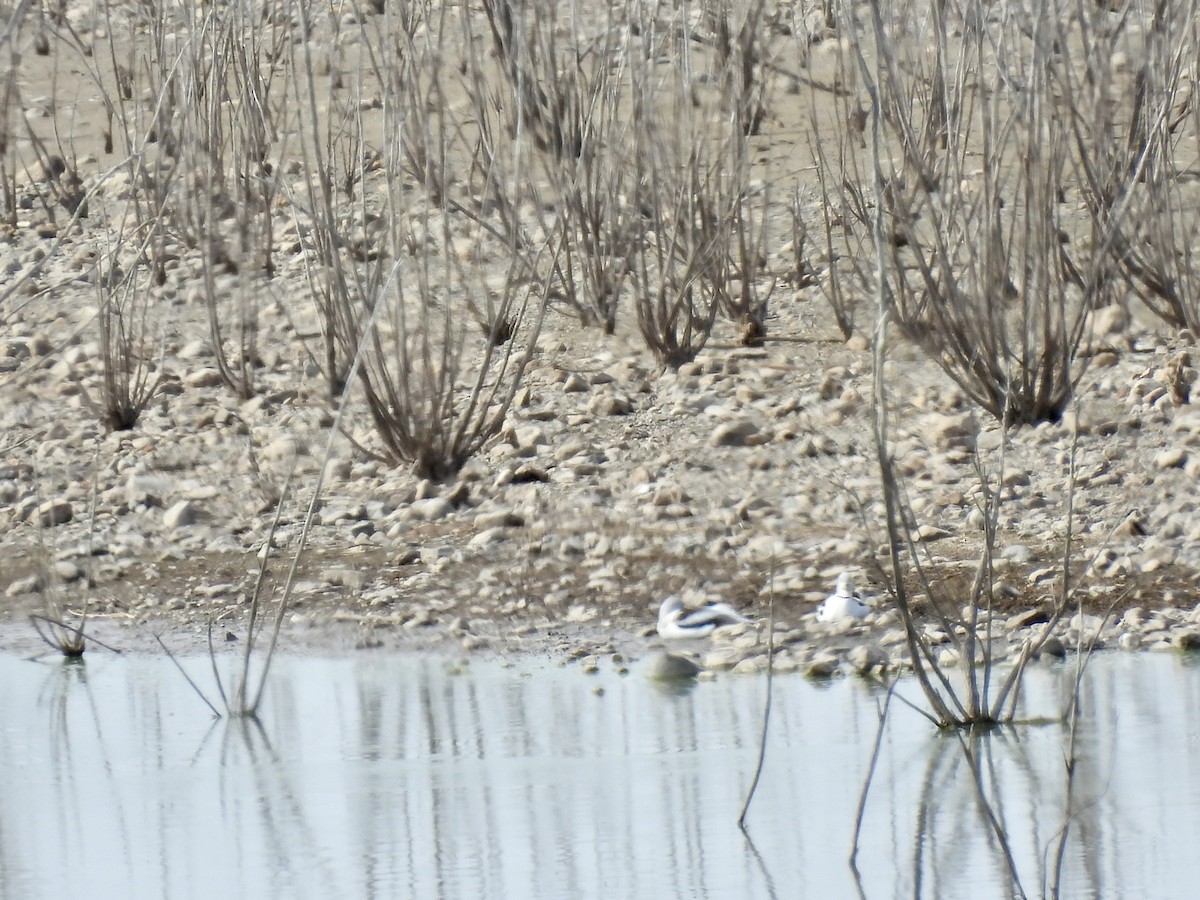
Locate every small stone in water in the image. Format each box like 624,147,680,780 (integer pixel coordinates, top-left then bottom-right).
1038,636,1067,659
847,643,887,674
646,652,701,679
1173,631,1200,651
805,655,839,678
732,656,763,674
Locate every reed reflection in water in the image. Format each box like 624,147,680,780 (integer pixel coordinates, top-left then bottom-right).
1,652,1198,899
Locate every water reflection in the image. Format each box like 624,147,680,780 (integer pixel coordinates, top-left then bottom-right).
0,652,1198,898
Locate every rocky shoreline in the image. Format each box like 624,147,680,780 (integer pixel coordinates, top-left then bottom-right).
3,0,1199,675
5,272,1200,672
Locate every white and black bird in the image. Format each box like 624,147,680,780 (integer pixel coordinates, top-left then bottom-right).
656,596,751,639
817,573,871,623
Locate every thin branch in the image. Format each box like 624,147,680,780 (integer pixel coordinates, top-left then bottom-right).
850,678,898,867
738,562,776,828
154,632,221,719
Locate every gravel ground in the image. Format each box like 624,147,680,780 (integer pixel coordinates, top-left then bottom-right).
5,267,1200,673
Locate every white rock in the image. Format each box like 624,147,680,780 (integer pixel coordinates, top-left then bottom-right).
1155,447,1187,469
1174,631,1200,651
732,656,764,674
178,339,213,359
411,497,453,521
53,560,85,583
847,643,887,673
163,500,199,529
919,412,976,451
913,524,952,542
1001,544,1033,563
262,437,306,461
473,509,523,529
1117,632,1141,651
1092,303,1129,334
185,368,224,388
512,425,546,452
702,648,740,670
469,527,507,548
324,568,367,589
709,418,767,447
562,373,589,393
5,573,43,596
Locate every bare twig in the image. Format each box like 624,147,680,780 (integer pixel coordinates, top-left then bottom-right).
154,632,222,719
849,678,898,867
738,563,775,828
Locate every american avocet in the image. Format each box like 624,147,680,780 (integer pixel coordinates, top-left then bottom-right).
817,573,871,622
657,596,751,639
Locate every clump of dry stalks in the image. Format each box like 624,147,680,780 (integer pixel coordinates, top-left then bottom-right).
822,0,1139,726
740,0,1147,864
1073,0,1200,333
820,0,1148,426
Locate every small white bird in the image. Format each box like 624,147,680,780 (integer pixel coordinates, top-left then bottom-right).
656,596,751,639
817,573,871,623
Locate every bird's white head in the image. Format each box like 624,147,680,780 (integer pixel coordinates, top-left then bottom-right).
835,572,856,597
658,595,685,621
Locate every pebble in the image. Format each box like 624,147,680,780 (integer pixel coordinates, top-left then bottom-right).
647,652,701,679
1068,613,1106,640
1038,637,1067,659
588,393,631,416
805,655,840,678
185,368,224,388
920,412,976,451
469,527,507,548
913,524,952,542
1155,447,1187,469
1173,631,1200,651
847,643,887,673
1001,544,1033,563
709,418,768,447
36,499,73,527
410,497,453,521
732,656,764,674
702,648,740,670
163,500,198,529
53,560,85,583
1117,632,1141,651
325,568,367,590
562,373,589,393
5,574,43,596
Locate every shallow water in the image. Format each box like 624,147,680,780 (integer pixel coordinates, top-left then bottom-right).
2,650,1198,899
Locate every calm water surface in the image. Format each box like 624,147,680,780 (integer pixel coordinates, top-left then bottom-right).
2,650,1199,899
